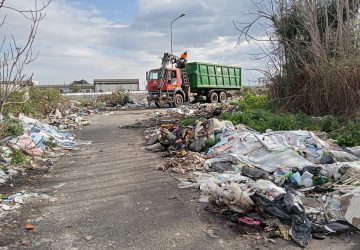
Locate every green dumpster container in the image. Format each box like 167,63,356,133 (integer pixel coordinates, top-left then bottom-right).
185,62,241,90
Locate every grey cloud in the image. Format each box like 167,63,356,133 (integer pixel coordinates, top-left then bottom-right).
2,0,268,85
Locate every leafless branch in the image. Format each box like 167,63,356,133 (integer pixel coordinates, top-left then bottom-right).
0,0,51,114
234,0,360,116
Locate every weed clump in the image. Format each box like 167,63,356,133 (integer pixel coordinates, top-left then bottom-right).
3,87,69,118
221,93,360,147
10,150,29,165
180,117,198,127
0,115,24,139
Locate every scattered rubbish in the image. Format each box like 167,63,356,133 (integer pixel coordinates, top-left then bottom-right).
0,192,54,216
205,228,220,238
141,107,360,247
84,235,93,241
25,223,34,230
0,111,92,188
239,217,261,226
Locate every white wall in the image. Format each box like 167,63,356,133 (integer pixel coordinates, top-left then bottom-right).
95,83,139,92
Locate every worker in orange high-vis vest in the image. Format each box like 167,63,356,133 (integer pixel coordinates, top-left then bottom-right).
178,51,188,69
180,51,188,60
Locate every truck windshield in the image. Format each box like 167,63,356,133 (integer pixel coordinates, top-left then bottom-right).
148,70,160,80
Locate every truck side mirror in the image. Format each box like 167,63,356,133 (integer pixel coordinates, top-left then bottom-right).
146,71,149,80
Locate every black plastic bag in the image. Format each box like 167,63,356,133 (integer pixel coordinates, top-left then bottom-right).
252,193,292,223
291,216,311,247
253,191,311,247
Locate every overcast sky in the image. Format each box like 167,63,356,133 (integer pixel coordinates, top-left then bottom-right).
1,0,267,88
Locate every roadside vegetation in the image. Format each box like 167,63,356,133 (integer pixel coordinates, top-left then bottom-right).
219,93,360,147
2,87,69,119
0,115,24,139
234,1,360,117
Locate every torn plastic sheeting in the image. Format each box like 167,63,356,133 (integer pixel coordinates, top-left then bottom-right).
19,114,91,149
208,132,315,172
8,135,44,157
346,146,360,158
30,133,48,150
21,115,74,140
8,192,50,204
330,150,359,162
195,172,253,187
208,130,359,173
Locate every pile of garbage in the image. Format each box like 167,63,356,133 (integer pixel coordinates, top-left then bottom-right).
96,90,127,107
45,104,93,130
0,114,91,183
95,90,137,108
144,108,360,247
0,112,92,218
143,104,226,143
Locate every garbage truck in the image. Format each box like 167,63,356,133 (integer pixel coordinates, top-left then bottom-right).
146,53,242,107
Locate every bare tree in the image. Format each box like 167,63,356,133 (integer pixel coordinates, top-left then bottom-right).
0,0,51,114
235,0,360,116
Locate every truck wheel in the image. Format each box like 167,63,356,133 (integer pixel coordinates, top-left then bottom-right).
210,92,219,103
219,92,227,103
173,94,184,107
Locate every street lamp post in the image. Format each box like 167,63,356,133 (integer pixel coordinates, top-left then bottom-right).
171,13,186,56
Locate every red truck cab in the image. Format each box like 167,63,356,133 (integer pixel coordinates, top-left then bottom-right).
146,68,187,107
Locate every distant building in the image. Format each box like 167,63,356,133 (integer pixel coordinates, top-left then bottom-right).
94,79,139,93
36,84,95,93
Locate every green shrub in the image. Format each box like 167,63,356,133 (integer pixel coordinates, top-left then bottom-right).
332,114,360,147
232,93,269,111
0,115,24,138
221,93,360,147
180,116,198,127
321,116,341,132
268,114,298,131
294,112,320,131
10,150,28,165
205,138,216,148
3,87,69,118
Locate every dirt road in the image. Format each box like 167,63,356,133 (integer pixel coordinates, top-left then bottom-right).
0,110,242,249
1,110,359,249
